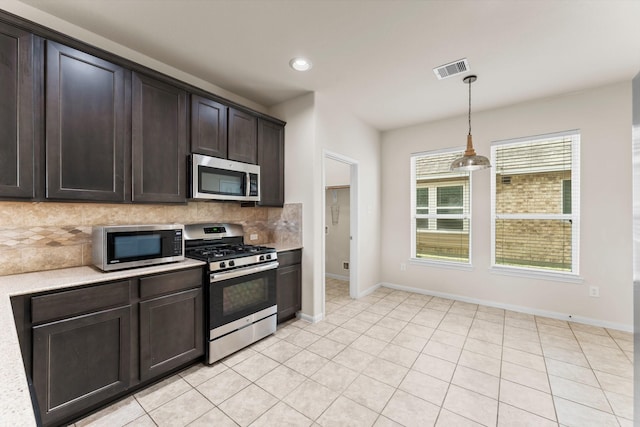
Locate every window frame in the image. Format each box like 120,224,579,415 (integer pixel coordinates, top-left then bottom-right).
490,130,581,281
411,147,472,266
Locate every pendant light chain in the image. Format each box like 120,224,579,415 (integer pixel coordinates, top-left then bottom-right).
449,74,491,172
468,78,472,136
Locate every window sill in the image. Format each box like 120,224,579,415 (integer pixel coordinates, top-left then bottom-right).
416,230,468,235
490,265,583,284
409,258,474,271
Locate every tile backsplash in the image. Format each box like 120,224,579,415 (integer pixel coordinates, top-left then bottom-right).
0,201,302,276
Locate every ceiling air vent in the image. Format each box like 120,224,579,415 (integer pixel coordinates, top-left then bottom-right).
433,58,470,80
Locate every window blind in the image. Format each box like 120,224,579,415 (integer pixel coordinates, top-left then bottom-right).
491,131,580,274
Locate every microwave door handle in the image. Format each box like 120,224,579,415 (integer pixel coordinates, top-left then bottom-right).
246,172,251,197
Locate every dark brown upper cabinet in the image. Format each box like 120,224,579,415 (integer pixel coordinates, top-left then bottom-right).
132,72,187,203
191,94,228,158
46,41,128,202
257,119,285,207
0,11,287,204
228,107,257,164
0,22,36,199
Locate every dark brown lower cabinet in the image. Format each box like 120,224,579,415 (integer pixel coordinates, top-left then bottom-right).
276,249,302,323
139,287,203,381
18,266,204,426
32,306,131,427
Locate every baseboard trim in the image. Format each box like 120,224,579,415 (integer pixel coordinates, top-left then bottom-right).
298,311,323,324
326,273,349,281
379,282,632,332
356,283,381,299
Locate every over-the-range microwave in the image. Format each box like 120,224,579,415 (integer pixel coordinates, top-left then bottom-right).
189,154,260,202
92,224,185,271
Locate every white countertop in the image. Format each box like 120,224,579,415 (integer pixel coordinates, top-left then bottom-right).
0,258,206,427
265,242,303,253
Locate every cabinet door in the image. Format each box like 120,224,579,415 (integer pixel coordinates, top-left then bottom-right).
0,22,35,199
139,287,203,381
228,107,257,164
277,263,301,323
132,72,187,203
191,94,227,158
32,306,131,426
46,41,127,201
257,119,285,207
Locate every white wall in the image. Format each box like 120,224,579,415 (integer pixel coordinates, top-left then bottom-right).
325,158,351,188
325,187,350,278
381,82,633,329
325,157,351,279
271,92,381,319
269,93,318,317
315,93,382,299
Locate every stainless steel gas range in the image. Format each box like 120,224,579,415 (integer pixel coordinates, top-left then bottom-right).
184,223,278,364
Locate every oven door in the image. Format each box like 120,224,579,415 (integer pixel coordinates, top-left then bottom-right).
208,262,278,331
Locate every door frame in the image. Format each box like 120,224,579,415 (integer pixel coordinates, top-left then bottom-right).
322,150,359,317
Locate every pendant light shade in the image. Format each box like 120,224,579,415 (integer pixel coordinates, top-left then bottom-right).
450,75,491,172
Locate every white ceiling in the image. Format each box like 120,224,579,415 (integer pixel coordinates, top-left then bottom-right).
16,0,640,131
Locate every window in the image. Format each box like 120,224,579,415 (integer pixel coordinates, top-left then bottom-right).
562,179,571,214
491,130,580,275
437,186,464,230
411,149,471,263
416,187,429,230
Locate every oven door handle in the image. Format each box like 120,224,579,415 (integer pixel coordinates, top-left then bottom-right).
211,261,279,282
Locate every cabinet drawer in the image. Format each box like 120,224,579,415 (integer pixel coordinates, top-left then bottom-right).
278,249,302,267
31,280,131,324
139,267,203,300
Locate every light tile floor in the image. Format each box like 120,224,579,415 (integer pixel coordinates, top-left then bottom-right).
74,278,634,426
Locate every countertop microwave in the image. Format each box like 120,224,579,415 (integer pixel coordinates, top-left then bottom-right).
92,224,185,271
189,154,260,202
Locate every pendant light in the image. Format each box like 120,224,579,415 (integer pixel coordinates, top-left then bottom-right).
450,75,491,172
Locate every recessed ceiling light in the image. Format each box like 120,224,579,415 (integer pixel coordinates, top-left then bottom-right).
289,57,312,71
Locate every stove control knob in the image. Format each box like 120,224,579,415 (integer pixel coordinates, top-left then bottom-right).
220,262,226,269
259,255,265,261
229,260,235,267
266,254,272,260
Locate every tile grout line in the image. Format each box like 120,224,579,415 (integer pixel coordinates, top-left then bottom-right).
75,279,633,427
535,315,560,426
432,301,490,426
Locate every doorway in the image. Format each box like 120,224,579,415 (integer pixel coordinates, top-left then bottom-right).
322,150,358,318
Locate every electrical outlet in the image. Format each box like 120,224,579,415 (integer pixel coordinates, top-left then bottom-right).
249,234,258,241
589,286,600,298
400,263,406,271
343,262,349,270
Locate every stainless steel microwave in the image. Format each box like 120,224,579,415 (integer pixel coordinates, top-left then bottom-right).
92,224,185,271
189,154,260,202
